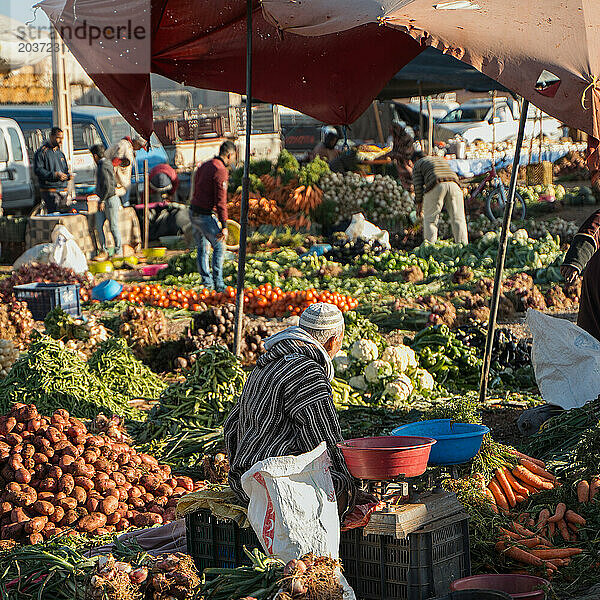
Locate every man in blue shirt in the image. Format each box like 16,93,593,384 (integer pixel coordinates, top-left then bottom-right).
33,127,71,213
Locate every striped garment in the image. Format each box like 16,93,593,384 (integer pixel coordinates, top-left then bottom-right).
224,339,356,508
412,155,459,204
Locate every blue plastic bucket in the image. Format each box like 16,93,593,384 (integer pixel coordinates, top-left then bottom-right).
91,279,123,302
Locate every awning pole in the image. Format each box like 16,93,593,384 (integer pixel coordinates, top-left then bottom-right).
427,97,433,155
479,98,530,402
233,0,253,357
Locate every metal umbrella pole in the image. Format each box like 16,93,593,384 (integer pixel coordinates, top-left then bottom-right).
478,98,530,402
233,0,254,357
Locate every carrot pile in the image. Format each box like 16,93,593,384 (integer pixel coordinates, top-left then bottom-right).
227,175,324,230
486,452,557,513
496,502,586,578
228,192,285,227
576,476,600,503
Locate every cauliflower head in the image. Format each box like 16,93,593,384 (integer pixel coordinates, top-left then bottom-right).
383,374,414,403
414,368,435,390
348,375,368,391
333,352,351,374
382,345,417,372
351,339,379,362
364,360,393,383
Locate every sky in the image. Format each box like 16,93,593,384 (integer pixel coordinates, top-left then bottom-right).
3,2,49,27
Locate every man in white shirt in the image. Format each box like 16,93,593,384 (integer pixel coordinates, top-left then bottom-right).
105,135,147,207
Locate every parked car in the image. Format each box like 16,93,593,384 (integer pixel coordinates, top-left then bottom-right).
435,98,563,145
0,105,168,208
0,117,34,212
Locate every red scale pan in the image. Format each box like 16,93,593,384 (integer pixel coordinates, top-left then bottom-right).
337,436,436,481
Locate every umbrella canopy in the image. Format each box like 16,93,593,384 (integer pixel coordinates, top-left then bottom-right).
37,0,424,138
262,0,600,140
382,46,508,99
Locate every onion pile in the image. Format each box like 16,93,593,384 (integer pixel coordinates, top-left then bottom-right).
89,553,200,600
0,300,35,351
0,263,93,303
0,341,18,378
119,306,170,359
280,553,343,600
0,403,204,544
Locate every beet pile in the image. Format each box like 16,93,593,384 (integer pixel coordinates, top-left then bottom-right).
0,403,204,544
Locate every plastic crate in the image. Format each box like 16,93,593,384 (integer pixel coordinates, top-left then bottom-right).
186,509,470,600
341,513,471,600
14,283,81,321
186,510,259,572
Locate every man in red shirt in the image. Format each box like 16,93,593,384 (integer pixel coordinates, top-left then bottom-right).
190,141,236,291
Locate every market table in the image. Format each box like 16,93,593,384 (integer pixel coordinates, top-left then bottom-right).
25,207,142,258
448,144,588,178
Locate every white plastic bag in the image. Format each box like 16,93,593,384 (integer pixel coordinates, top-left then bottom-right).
527,309,600,409
344,213,390,248
241,442,355,599
13,244,53,270
48,225,88,274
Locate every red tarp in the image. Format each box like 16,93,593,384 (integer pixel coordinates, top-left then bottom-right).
39,0,423,138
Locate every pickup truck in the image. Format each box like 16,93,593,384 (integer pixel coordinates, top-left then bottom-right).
435,98,563,145
0,117,35,212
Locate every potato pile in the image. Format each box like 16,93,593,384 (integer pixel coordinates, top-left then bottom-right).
0,403,203,544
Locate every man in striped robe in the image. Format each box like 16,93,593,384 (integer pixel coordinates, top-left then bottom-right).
224,303,358,516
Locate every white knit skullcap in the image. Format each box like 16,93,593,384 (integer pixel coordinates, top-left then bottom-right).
299,302,344,331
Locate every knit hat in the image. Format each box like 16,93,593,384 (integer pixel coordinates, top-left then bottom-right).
299,302,344,331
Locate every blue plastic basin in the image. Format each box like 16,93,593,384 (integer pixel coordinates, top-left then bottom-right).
301,244,332,258
391,419,489,466
91,279,123,302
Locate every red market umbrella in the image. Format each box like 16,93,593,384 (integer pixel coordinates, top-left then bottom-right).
263,0,600,140
38,0,424,139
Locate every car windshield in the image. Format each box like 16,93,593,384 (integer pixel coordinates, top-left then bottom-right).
98,115,161,148
439,107,490,123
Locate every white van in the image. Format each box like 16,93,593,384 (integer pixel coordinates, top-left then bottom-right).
0,118,34,211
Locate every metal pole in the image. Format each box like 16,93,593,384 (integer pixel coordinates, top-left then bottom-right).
479,98,530,402
372,101,384,146
143,160,149,250
491,91,497,162
418,83,424,149
51,26,74,198
427,97,433,155
233,0,253,357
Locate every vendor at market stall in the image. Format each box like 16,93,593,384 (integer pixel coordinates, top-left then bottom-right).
412,151,468,245
309,129,341,163
561,208,600,341
224,303,362,517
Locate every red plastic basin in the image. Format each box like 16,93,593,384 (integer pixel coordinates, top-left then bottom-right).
451,575,549,600
141,263,168,277
336,436,436,480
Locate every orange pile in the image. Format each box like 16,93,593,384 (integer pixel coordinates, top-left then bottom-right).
116,283,357,317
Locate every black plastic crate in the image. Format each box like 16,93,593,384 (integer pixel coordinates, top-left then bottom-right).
14,283,81,321
186,510,259,572
186,510,470,600
341,513,470,600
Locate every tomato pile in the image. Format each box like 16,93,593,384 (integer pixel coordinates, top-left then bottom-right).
115,283,358,317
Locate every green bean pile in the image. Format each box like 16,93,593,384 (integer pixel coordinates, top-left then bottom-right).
134,346,246,474
0,333,136,418
88,337,167,400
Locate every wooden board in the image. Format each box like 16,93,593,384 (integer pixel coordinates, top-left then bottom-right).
363,491,465,538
